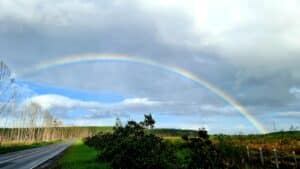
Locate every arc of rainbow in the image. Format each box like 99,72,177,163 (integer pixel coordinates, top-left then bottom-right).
20,54,268,134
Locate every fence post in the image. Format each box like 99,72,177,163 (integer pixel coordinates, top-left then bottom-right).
273,148,279,169
246,146,250,159
259,147,264,166
292,151,297,168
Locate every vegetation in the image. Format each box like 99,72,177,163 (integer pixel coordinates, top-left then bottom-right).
149,128,198,137
86,114,178,169
83,115,299,169
0,61,75,144
211,132,300,168
54,140,110,169
85,114,224,169
0,140,60,154
211,131,300,153
0,127,112,144
0,61,111,145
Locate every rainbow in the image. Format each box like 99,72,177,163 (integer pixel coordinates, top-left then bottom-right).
21,54,268,133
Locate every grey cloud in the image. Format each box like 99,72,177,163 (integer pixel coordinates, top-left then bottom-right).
1,0,300,131
276,111,300,118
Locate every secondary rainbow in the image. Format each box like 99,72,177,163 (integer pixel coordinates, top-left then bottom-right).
21,54,268,134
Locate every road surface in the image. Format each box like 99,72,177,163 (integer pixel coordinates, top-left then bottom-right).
0,142,72,169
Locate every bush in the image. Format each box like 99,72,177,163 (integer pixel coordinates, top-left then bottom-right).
180,129,221,169
85,114,179,169
85,115,223,169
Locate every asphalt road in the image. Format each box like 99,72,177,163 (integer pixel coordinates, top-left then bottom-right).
0,142,72,169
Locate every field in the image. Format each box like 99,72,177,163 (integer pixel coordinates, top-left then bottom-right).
163,131,300,168
211,131,300,149
210,131,300,168
53,140,110,169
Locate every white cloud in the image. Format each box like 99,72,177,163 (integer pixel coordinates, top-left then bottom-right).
24,94,161,112
23,94,236,118
121,98,160,106
25,94,99,110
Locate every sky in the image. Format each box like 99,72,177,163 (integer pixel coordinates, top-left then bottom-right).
0,0,299,134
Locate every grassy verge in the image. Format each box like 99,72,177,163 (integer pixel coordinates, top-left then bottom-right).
54,140,110,169
0,140,61,154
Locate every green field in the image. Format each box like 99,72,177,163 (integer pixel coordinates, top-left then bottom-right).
53,140,110,169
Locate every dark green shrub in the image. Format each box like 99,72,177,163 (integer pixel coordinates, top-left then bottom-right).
181,129,221,169
85,114,179,169
85,115,225,169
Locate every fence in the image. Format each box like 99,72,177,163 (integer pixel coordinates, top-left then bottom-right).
241,146,299,169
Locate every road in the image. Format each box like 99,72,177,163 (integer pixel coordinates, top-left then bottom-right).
0,142,72,169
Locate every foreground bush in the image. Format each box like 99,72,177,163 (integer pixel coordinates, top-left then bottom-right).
85,114,223,169
85,114,179,169
180,129,220,169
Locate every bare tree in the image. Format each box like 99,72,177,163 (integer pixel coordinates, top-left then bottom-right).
0,61,14,144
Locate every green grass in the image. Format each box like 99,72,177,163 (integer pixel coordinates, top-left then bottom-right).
54,140,110,169
0,140,60,154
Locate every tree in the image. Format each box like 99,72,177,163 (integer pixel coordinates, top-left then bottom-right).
181,128,221,169
0,61,11,80
85,114,178,169
141,113,155,129
0,61,13,103
114,117,122,129
0,61,14,126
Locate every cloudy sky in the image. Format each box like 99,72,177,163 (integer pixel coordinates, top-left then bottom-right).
0,0,299,134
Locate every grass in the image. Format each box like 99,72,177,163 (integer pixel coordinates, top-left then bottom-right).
54,140,110,169
210,131,300,151
162,136,182,141
0,140,60,154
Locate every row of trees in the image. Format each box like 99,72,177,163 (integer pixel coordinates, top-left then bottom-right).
0,99,66,143
0,127,99,143
0,61,67,143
